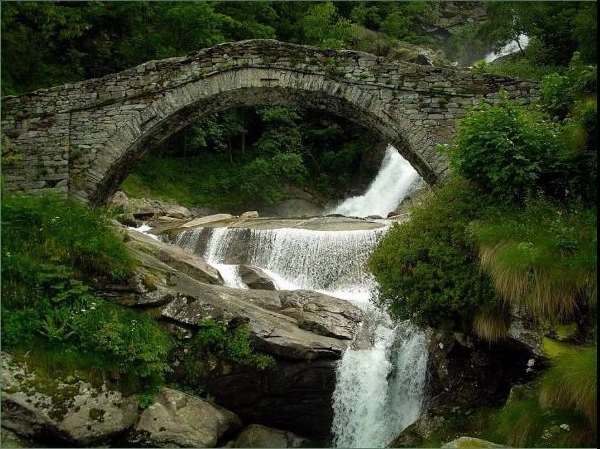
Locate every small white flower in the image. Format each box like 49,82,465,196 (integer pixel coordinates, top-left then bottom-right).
560,424,570,432
527,358,535,367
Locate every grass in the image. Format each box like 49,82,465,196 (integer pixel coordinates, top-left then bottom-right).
472,304,510,342
472,56,564,81
539,346,597,427
1,192,172,396
471,201,597,322
121,154,247,210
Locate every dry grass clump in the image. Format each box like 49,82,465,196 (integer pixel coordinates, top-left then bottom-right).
471,202,596,322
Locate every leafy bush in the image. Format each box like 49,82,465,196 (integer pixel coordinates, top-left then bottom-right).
369,178,499,330
191,319,274,369
471,202,597,321
1,192,171,389
444,94,563,202
540,53,597,119
2,192,134,285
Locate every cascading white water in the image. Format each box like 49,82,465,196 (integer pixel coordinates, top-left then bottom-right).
484,34,529,63
332,317,429,448
173,144,430,447
329,145,420,218
176,225,386,304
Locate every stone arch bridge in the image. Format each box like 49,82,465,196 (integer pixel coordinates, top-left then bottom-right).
1,40,535,204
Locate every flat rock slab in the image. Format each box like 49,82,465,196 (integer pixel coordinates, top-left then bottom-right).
162,215,387,236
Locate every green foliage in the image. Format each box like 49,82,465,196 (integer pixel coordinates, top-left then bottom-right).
2,192,134,286
491,395,593,448
192,319,274,369
369,178,499,330
539,346,597,427
540,54,597,119
471,201,597,321
1,193,171,390
472,57,563,81
302,2,355,49
445,94,563,202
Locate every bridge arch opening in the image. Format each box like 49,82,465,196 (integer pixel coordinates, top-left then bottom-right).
79,68,441,205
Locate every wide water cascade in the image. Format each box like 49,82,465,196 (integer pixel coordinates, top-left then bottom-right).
172,148,429,447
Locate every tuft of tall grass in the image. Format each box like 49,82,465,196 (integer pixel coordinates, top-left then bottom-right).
2,192,135,283
539,346,597,427
471,201,597,322
472,303,510,342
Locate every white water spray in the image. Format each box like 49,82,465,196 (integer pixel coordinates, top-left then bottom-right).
484,34,529,63
330,145,420,218
332,318,429,448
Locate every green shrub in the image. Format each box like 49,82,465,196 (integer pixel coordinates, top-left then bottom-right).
471,202,597,321
191,319,275,369
2,192,134,284
73,302,173,383
1,192,171,391
540,54,597,119
369,178,499,330
444,94,563,202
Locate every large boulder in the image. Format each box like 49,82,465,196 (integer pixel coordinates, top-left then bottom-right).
1,353,138,446
238,265,276,290
226,424,306,448
126,197,192,220
161,284,362,360
131,387,241,447
126,228,222,286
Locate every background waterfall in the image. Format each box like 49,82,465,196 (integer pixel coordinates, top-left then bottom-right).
329,145,420,218
173,144,429,448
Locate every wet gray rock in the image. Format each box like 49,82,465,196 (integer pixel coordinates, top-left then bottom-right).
131,387,241,447
238,265,276,290
1,353,138,446
126,228,222,286
161,285,362,360
226,424,306,448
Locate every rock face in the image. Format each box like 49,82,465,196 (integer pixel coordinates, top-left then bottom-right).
1,353,138,446
390,330,541,446
131,388,241,447
161,285,362,360
238,265,276,290
227,424,306,448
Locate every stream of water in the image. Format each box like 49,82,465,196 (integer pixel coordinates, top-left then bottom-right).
173,146,429,447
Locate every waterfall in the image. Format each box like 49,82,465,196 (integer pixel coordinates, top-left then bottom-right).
175,224,430,447
329,145,420,218
484,34,529,63
332,317,429,448
173,146,430,446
